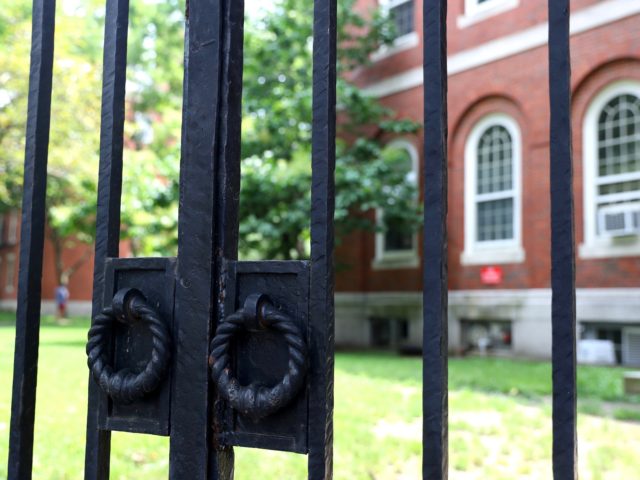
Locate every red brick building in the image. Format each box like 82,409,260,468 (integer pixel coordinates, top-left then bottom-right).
2,1,639,364
336,0,640,364
0,210,96,316
0,211,20,305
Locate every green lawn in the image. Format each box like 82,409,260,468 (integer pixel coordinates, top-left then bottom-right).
1,314,639,479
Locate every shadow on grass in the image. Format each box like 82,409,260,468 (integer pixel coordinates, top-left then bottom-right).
40,339,88,348
336,350,640,407
2,319,639,422
0,312,90,329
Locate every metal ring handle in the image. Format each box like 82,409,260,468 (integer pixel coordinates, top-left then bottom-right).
209,294,308,420
86,288,172,404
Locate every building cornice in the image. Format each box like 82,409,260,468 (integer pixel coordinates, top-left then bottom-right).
362,0,640,98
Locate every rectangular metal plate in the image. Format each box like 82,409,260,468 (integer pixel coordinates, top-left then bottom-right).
220,260,310,453
98,257,176,436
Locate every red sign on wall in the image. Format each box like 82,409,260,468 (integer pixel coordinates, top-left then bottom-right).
480,266,503,285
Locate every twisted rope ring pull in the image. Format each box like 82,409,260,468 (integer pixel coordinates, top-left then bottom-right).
86,288,172,405
209,293,308,421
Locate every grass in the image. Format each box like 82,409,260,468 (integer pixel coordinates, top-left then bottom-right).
1,314,639,479
613,408,640,422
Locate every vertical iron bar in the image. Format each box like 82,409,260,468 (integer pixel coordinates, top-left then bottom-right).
422,0,448,478
169,0,241,477
308,0,337,478
211,3,243,474
548,1,577,478
83,0,129,477
170,0,221,475
7,0,56,477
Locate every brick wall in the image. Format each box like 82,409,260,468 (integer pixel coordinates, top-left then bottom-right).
350,0,603,87
0,211,131,304
336,3,640,292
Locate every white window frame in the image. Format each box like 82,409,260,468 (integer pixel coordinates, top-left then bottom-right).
373,139,420,270
461,113,524,265
580,80,640,259
372,0,419,62
5,252,16,293
458,0,519,29
622,327,640,366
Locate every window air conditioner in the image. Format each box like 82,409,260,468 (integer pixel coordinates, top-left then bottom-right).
598,202,640,237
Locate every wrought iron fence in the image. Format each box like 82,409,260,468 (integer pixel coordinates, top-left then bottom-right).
7,0,577,479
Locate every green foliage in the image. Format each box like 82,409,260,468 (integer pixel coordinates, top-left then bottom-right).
1,0,107,281
117,0,421,259
613,407,640,422
237,0,421,259
0,0,180,267
114,0,186,256
0,1,37,211
1,0,420,264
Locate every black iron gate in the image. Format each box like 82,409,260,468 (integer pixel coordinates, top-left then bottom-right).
7,0,577,479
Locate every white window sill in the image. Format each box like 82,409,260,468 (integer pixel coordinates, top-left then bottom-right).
460,245,525,266
579,237,640,259
372,251,420,270
371,31,419,62
458,0,519,29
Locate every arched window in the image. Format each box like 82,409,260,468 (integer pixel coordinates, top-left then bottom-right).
373,140,419,269
581,81,640,258
462,113,524,265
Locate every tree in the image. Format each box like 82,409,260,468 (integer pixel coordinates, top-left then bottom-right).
0,0,104,284
238,0,421,259
0,0,178,280
1,0,421,272
0,1,36,211
125,0,422,260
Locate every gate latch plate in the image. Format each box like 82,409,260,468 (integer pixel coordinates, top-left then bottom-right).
97,257,176,436
218,260,310,454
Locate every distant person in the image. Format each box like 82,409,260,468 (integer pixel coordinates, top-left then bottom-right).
55,284,70,319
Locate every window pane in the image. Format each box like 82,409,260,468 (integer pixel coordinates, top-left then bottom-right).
598,179,640,196
390,1,414,39
477,198,514,242
595,93,640,232
381,145,415,252
597,94,640,178
476,125,513,194
384,214,414,251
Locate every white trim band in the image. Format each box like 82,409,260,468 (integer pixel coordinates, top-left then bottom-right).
336,288,640,309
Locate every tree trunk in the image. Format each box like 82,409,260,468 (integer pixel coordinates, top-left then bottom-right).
49,227,65,286
48,224,92,286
